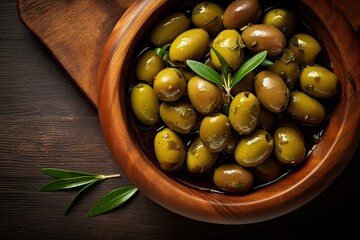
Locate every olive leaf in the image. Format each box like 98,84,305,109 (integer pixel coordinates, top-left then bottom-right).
41,168,96,179
86,186,138,218
210,46,229,84
185,60,223,86
39,176,101,191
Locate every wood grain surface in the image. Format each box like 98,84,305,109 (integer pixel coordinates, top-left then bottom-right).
1,0,360,239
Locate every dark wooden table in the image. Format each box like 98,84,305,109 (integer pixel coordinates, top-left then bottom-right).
1,0,360,239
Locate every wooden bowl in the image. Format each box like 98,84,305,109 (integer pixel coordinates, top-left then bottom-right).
97,0,360,224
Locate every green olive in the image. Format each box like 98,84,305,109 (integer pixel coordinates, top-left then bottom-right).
159,101,197,134
268,49,300,89
273,126,306,166
130,83,160,126
242,24,286,57
169,28,210,66
150,11,191,47
223,0,262,30
229,91,260,135
213,163,254,193
187,75,223,115
199,113,232,153
254,154,283,181
286,91,326,125
210,29,245,71
230,71,255,96
154,128,186,171
135,49,166,85
153,68,187,102
288,33,321,66
299,65,338,98
262,8,296,37
254,70,290,113
258,105,276,132
191,2,224,36
186,137,218,174
234,129,274,167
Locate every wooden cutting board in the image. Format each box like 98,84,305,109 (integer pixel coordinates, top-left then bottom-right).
17,0,359,108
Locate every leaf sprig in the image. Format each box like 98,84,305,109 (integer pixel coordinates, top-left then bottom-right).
39,168,138,217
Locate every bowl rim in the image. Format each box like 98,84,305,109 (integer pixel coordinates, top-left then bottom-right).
97,0,360,224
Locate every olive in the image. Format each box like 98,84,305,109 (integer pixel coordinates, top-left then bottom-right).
223,132,240,155
186,137,218,174
150,11,191,47
130,83,160,126
273,126,306,166
169,28,210,66
154,128,186,171
299,65,338,98
258,105,276,132
179,67,196,82
213,163,254,193
262,8,296,37
254,70,290,113
159,100,197,134
242,24,286,57
210,29,245,71
187,75,223,115
191,2,224,36
153,68,187,102
288,33,321,66
254,154,283,181
230,71,255,96
199,113,232,153
286,91,326,125
234,129,274,167
229,91,260,135
223,0,262,30
268,49,300,89
135,49,166,85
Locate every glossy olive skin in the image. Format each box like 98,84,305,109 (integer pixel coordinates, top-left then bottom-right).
300,65,338,98
187,76,223,115
210,29,245,71
159,101,197,134
169,28,210,65
223,0,262,30
255,70,290,113
213,163,254,193
262,8,296,37
229,91,260,135
254,154,283,181
234,129,274,167
150,11,191,47
286,91,326,125
153,68,187,102
231,71,255,96
191,2,224,36
288,33,322,66
242,24,286,57
268,49,300,89
135,49,166,85
273,126,306,166
154,128,186,171
199,113,232,153
130,83,160,126
186,137,218,174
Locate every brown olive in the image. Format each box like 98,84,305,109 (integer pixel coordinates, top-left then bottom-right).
159,100,197,134
153,68,187,102
229,91,260,135
286,91,326,125
191,2,224,36
242,24,286,57
150,11,191,47
130,83,160,126
258,105,276,132
213,163,254,193
135,49,166,85
288,33,322,66
223,0,262,30
186,137,218,174
254,154,283,181
187,75,223,115
154,128,186,171
262,8,296,37
234,129,274,167
199,113,232,153
223,131,240,155
230,71,255,96
254,70,290,113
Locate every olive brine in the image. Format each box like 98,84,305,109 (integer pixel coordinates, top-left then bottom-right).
129,0,339,194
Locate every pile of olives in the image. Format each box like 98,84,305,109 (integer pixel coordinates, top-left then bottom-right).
129,0,339,194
